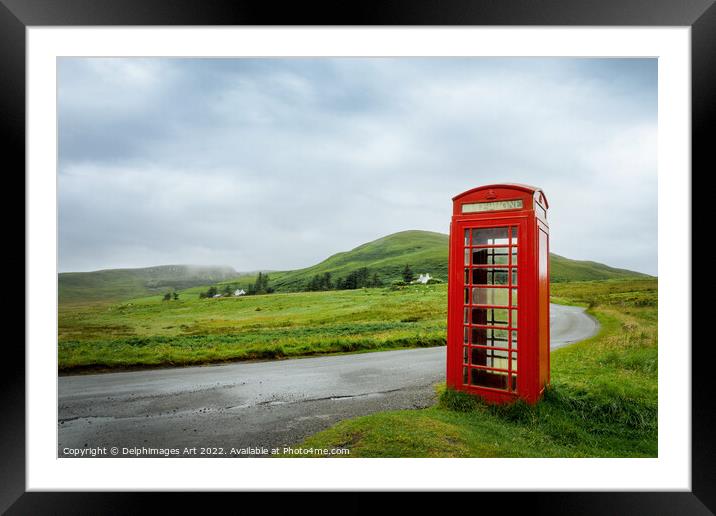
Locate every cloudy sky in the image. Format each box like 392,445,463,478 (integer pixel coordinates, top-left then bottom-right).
58,58,657,275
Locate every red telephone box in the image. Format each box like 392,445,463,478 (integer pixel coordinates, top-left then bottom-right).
447,184,550,404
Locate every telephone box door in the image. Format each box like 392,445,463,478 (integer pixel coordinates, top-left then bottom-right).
449,217,528,402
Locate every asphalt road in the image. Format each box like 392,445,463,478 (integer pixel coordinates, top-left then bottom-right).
58,303,598,457
549,303,600,349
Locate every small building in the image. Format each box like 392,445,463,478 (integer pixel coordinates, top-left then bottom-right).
212,294,223,298
416,273,432,284
234,289,246,296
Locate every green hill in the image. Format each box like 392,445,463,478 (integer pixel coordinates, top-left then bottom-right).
269,230,449,291
59,265,238,304
59,230,651,303
225,230,650,293
548,254,650,282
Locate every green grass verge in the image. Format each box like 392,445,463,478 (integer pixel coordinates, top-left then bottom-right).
289,278,657,457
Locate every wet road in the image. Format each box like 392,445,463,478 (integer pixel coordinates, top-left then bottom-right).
58,303,599,457
549,303,600,349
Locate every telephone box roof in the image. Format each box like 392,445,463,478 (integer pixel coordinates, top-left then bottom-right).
452,183,548,209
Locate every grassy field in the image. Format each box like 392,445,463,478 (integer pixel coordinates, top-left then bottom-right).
291,278,658,457
58,283,448,372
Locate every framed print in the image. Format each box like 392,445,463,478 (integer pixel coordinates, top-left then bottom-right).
7,0,711,512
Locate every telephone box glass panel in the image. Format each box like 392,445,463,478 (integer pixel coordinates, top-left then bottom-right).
462,224,520,393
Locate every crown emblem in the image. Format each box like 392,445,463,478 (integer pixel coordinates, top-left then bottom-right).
485,189,497,200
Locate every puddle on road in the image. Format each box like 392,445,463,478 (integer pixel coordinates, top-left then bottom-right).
330,392,384,401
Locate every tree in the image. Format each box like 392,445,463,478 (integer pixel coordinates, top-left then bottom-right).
344,270,358,289
252,272,272,295
307,274,321,291
207,286,218,298
172,292,179,300
357,267,369,288
163,292,172,301
324,268,389,291
371,273,382,287
321,272,333,290
402,264,415,283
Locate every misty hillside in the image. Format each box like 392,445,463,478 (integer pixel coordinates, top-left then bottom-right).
58,265,237,303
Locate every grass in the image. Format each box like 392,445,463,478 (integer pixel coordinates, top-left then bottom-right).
289,278,657,457
58,283,448,372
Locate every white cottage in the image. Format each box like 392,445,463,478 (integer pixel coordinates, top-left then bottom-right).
416,273,432,284
234,289,246,296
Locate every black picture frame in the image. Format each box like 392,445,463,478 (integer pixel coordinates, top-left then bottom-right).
6,0,709,513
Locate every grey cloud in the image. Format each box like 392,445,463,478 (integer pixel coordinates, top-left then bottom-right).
58,57,657,275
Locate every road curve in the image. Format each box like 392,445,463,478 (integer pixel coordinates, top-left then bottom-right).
58,303,598,457
549,303,600,349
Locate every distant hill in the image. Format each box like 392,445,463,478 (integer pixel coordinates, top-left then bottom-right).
59,231,651,303
229,230,651,293
58,265,237,303
548,254,650,282
269,230,449,291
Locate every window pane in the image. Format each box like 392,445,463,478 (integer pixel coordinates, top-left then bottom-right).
511,269,518,286
463,346,468,363
511,310,518,329
463,367,469,385
472,268,509,285
464,249,470,266
511,226,518,244
472,287,510,306
511,247,518,265
473,227,509,246
471,327,509,346
464,229,470,246
471,347,509,369
463,327,469,344
470,368,508,390
465,268,470,285
512,352,518,371
472,247,509,265
511,374,518,391
464,308,469,324
511,288,518,307
511,331,518,349
464,288,470,304
471,308,509,327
